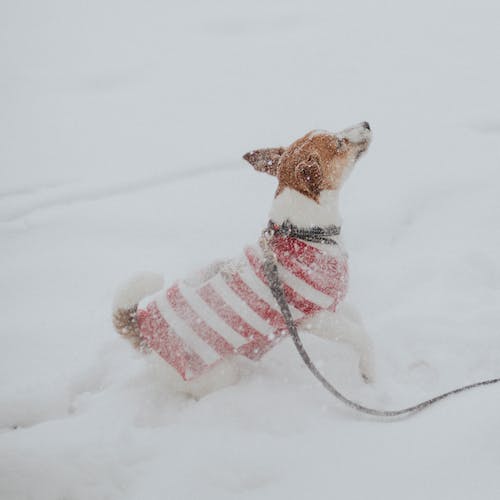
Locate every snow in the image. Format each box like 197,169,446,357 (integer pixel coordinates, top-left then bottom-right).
1,0,500,499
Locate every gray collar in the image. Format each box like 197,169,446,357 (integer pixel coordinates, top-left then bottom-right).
267,219,340,245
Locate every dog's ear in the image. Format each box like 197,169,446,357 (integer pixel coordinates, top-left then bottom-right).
295,156,322,197
243,147,285,176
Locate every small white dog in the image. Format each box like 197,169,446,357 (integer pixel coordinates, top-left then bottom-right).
113,122,375,397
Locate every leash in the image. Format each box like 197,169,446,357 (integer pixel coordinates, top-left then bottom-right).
260,223,500,418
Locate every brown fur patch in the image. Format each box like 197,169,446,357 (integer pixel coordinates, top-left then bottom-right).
295,156,323,198
276,133,353,202
113,306,142,349
245,128,370,202
242,147,285,176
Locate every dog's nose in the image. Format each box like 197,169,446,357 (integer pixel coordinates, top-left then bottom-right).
362,121,370,131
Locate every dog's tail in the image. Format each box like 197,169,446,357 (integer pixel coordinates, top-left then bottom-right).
112,272,164,348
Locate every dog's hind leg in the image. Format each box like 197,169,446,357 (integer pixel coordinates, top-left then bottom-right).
112,272,164,349
305,302,375,383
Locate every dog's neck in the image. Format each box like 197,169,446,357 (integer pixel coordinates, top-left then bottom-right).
269,188,342,229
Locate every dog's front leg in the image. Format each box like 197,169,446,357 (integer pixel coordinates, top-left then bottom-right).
303,303,375,383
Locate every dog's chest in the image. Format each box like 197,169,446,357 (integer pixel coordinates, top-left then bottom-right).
137,237,348,381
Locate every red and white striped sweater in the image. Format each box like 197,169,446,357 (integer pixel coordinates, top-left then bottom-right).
137,235,348,381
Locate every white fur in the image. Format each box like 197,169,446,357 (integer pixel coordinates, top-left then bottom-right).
304,304,375,382
269,188,343,229
336,122,372,144
309,122,371,144
147,352,241,399
113,272,164,311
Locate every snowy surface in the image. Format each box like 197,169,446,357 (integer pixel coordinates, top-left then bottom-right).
1,1,500,499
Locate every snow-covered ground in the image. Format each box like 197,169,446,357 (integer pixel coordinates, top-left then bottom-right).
1,1,500,498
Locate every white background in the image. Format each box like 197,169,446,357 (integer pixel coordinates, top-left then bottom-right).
1,1,500,499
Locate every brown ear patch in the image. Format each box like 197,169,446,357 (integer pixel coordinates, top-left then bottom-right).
295,157,322,197
243,147,285,176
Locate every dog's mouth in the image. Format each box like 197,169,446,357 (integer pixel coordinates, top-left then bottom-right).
337,122,371,161
354,139,370,160
338,122,371,142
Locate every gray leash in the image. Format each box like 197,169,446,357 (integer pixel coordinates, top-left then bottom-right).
260,227,500,418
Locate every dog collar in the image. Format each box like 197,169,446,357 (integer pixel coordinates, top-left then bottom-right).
266,220,340,245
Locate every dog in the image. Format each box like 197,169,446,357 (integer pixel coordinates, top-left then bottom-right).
113,122,375,397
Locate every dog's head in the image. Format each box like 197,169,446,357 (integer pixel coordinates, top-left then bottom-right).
243,122,371,202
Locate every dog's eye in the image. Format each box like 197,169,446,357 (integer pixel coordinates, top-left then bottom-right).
336,139,345,150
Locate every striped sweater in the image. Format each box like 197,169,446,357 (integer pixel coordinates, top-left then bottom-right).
137,235,348,381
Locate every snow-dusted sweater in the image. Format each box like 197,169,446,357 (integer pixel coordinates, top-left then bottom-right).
137,236,348,381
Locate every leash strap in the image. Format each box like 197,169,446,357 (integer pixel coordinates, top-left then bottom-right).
260,227,500,418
